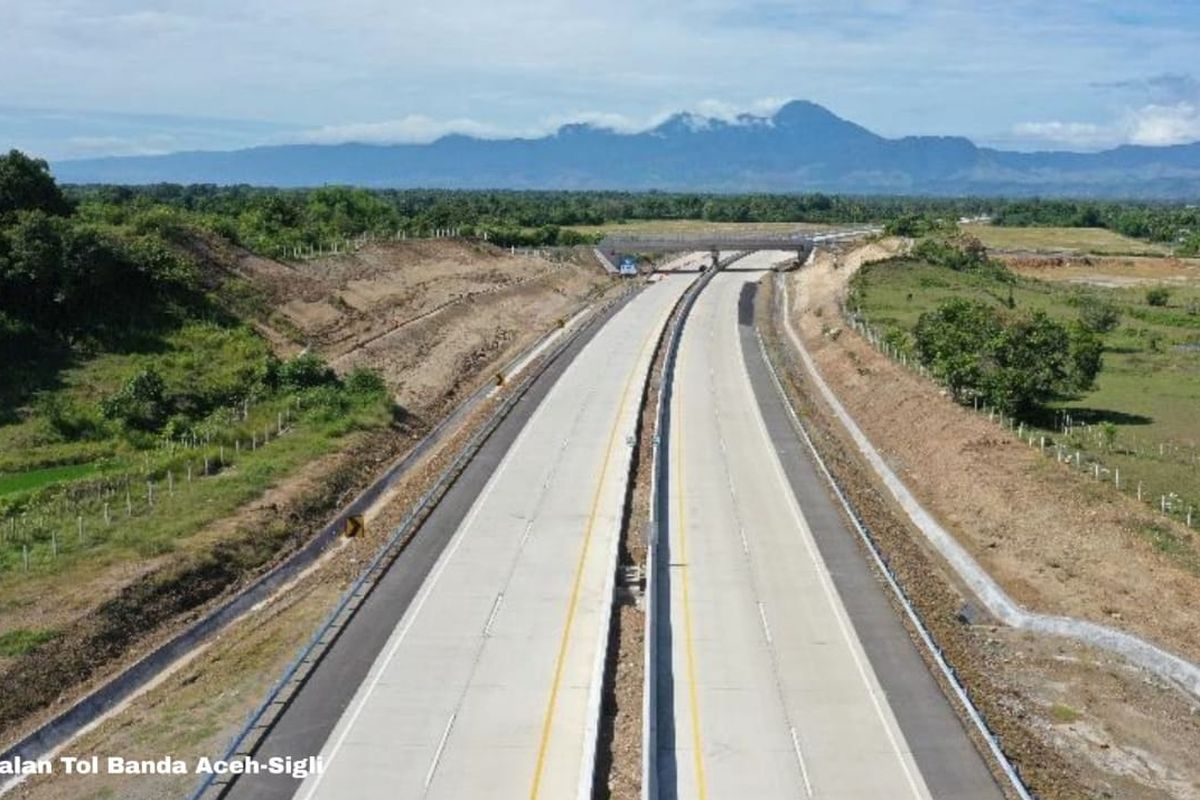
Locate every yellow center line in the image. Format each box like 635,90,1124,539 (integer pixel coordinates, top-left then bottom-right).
674,341,709,799
529,303,667,799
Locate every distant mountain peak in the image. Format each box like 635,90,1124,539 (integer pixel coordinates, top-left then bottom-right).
51,99,1200,198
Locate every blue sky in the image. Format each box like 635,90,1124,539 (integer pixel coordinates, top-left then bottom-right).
2,1,1199,160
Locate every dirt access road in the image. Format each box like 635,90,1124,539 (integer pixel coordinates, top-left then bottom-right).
781,240,1200,799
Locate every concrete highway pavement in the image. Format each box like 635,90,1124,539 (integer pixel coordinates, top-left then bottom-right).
657,252,1003,798
291,272,695,800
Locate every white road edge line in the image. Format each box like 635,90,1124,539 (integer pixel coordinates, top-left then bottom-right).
742,296,930,800
764,273,1034,799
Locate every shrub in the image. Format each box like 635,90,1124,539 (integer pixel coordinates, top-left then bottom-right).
100,368,168,431
911,235,1007,277
1077,297,1122,333
278,353,337,391
1146,287,1171,307
344,367,388,398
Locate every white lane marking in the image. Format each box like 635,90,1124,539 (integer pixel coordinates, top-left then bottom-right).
789,727,815,798
519,519,536,547
424,713,457,788
757,602,773,645
484,593,504,637
742,321,930,800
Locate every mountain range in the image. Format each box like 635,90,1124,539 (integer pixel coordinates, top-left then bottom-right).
51,101,1200,198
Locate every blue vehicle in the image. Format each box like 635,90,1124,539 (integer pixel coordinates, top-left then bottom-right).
618,257,638,276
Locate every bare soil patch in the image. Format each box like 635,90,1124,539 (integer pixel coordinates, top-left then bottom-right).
1003,254,1200,287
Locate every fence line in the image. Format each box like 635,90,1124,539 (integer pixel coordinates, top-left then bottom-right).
841,306,1197,532
0,398,301,573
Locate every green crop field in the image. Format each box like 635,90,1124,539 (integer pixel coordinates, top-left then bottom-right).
851,255,1200,537
962,224,1171,255
0,463,104,497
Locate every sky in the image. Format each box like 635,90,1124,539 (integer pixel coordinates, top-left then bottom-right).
2,1,1200,160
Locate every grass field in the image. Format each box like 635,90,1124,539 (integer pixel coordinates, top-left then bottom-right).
851,256,1200,527
962,224,1171,255
0,318,392,618
0,463,105,497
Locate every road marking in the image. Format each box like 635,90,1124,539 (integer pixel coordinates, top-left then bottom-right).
674,341,709,800
484,593,504,637
742,321,929,800
789,727,815,798
529,310,664,799
424,713,457,788
757,602,773,645
296,326,573,800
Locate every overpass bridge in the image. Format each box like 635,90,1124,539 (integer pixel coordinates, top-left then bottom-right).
594,228,879,273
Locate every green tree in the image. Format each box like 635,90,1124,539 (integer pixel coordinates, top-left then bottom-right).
279,353,337,391
1066,323,1103,394
0,150,72,217
914,300,1101,413
914,299,1003,399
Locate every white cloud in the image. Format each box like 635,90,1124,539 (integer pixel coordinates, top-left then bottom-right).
5,3,1200,157
65,134,177,157
1015,100,1200,150
289,115,524,145
1127,102,1200,146
1012,121,1113,149
287,97,791,146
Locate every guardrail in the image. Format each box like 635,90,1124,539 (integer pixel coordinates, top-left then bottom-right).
189,287,637,800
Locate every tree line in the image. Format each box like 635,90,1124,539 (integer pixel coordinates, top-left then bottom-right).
0,151,201,358
65,182,1199,257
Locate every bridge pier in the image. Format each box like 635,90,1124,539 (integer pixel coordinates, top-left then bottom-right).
711,248,720,271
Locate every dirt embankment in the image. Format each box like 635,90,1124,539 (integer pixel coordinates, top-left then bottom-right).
0,238,615,774
214,238,612,419
774,240,1200,799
